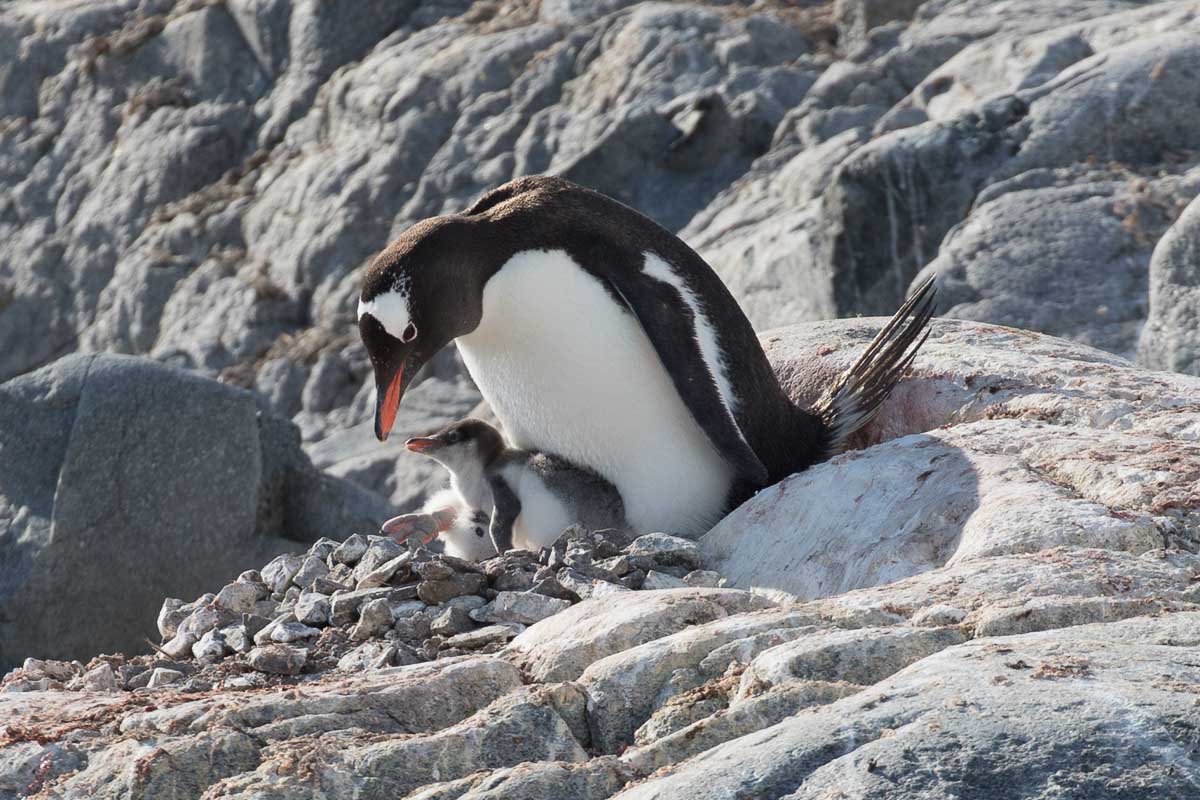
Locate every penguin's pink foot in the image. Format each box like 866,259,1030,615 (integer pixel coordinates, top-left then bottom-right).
380,507,457,546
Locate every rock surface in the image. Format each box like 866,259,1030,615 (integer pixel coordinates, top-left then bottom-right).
4,1,1200,797
0,353,389,668
5,316,1197,796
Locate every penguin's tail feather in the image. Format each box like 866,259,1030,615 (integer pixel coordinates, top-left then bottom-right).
813,276,937,458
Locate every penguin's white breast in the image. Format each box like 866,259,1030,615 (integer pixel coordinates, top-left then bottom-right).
455,249,734,536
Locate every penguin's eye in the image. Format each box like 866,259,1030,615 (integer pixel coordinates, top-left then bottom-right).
474,526,485,537
400,322,418,343
446,430,461,444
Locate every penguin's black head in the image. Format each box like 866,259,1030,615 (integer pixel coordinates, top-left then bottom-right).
358,216,491,441
405,419,506,469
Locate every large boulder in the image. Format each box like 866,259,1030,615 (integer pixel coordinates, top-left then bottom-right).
615,612,1200,799
1140,193,1200,376
0,353,390,667
703,318,1200,598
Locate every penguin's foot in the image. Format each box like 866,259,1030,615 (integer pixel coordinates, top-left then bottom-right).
380,507,457,546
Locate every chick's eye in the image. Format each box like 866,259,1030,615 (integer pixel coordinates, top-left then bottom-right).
447,431,461,444
401,322,418,343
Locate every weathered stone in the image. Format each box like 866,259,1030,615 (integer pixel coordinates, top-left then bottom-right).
246,645,307,675
683,570,722,588
512,589,775,683
157,598,187,640
82,663,119,693
261,554,305,595
643,571,688,590
353,537,408,581
627,533,703,568
191,629,229,663
214,581,261,615
350,598,394,641
432,606,476,637
146,668,184,689
418,573,487,605
356,553,412,589
618,613,1200,798
294,592,331,627
291,555,330,591
331,534,369,566
330,586,418,626
472,592,572,625
443,624,524,651
271,621,321,644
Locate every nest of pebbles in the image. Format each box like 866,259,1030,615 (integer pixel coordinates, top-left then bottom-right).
3,527,721,694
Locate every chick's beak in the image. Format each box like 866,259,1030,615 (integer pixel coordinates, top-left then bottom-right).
405,436,440,453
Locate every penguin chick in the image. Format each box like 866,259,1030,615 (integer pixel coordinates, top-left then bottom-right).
384,419,627,555
383,487,499,561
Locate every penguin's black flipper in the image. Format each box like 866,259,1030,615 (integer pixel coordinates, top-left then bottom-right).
599,269,770,487
487,474,520,554
814,276,937,457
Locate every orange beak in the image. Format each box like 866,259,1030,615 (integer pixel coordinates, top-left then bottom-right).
376,365,404,442
406,437,439,453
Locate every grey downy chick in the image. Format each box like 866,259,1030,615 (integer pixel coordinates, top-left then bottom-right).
382,419,626,556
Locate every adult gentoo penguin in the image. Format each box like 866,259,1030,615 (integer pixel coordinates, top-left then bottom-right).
358,176,935,537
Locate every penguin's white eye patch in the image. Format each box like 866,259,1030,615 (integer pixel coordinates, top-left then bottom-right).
401,322,418,343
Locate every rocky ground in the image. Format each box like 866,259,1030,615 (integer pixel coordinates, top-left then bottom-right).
2,319,1198,798
3,0,1200,796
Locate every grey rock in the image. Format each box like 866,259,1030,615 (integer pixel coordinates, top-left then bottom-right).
156,598,187,640
446,594,487,612
914,167,1192,360
220,624,252,655
472,592,572,626
394,611,433,643
642,571,688,590
683,570,722,588
836,0,924,54
145,667,184,689
161,632,199,660
350,598,394,641
338,640,399,672
443,624,524,651
1140,192,1200,375
331,534,369,566
391,599,429,619
291,555,330,591
294,592,331,627
82,663,119,693
617,613,1200,799
271,621,320,644
261,554,305,595
246,644,307,675
330,586,417,626
512,589,775,683
214,581,261,615
432,606,476,637
627,533,703,568
706,319,1200,600
0,354,388,668
191,629,229,663
356,552,412,589
418,573,487,605
252,613,292,647
353,536,407,580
